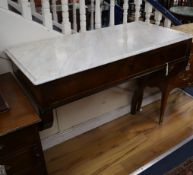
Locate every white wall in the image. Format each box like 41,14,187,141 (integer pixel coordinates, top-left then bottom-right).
0,8,62,74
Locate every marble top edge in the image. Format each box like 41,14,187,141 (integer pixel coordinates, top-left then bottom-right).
5,22,193,85
5,50,37,84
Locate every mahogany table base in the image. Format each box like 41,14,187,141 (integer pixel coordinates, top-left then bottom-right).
131,56,193,123
12,39,192,130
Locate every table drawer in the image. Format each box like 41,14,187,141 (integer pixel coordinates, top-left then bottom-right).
13,39,191,113
0,126,39,157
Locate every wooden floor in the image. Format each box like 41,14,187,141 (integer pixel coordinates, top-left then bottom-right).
44,90,193,175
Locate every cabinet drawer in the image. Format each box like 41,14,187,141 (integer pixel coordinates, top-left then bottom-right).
0,126,39,156
0,146,47,175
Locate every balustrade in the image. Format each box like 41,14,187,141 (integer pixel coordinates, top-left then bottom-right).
61,0,71,34
155,10,162,25
95,0,101,29
123,0,129,24
42,0,52,29
0,0,8,9
72,0,77,33
52,0,58,23
20,0,32,20
80,0,86,32
90,0,94,30
145,1,153,23
5,0,176,35
109,0,115,26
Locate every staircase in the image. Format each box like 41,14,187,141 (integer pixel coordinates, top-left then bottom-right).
0,0,182,37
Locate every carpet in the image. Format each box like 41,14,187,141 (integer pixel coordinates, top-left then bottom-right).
131,135,193,175
183,88,193,98
166,157,193,175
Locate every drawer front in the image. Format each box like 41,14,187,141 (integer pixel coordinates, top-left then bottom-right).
13,40,190,111
40,41,189,105
0,126,39,157
131,41,188,76
0,146,47,175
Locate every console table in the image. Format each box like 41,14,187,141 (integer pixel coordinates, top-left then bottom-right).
0,73,47,175
5,21,192,129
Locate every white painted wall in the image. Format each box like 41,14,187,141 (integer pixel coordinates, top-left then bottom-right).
0,8,62,74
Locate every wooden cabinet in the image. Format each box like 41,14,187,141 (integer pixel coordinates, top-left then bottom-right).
0,73,47,175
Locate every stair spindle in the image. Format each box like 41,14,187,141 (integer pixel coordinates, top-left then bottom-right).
30,0,36,14
80,0,86,32
145,1,153,23
123,0,129,24
164,18,172,28
90,0,94,30
154,10,162,26
0,0,8,9
20,0,32,20
95,0,101,29
72,0,77,33
109,0,115,26
42,0,52,29
52,0,58,23
61,0,71,35
134,0,142,21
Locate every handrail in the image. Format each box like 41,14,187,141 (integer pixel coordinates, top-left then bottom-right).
147,0,182,25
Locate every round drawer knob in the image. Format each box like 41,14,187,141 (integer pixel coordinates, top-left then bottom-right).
5,165,11,171
35,153,40,158
0,145,4,150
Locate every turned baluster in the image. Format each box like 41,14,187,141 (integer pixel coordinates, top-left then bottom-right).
164,18,172,28
20,0,32,20
52,0,58,23
134,0,142,21
80,0,86,32
123,0,129,24
41,0,52,29
95,0,101,29
61,0,71,34
30,0,36,13
109,0,115,26
154,10,162,26
90,0,94,30
145,1,153,23
0,0,8,9
72,0,77,33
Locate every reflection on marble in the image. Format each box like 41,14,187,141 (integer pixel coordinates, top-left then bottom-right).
5,21,192,85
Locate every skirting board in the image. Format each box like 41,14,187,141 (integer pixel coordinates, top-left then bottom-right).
41,92,161,150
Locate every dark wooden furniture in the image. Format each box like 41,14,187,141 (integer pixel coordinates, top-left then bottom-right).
131,43,193,124
130,60,189,123
170,6,193,23
0,92,9,112
0,73,47,175
12,38,192,128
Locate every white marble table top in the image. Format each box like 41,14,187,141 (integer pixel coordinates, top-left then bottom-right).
5,21,192,85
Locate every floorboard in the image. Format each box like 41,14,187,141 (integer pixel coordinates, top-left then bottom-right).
44,90,193,175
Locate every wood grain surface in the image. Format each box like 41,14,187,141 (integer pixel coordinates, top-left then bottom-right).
44,90,193,175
